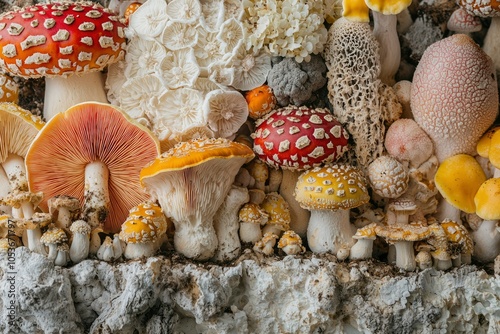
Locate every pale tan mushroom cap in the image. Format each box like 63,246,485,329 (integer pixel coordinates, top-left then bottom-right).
40,227,68,245
387,197,417,215
367,155,409,198
48,195,81,212
294,164,370,211
239,203,268,225
411,34,498,162
256,232,279,246
2,190,43,208
69,219,91,235
375,224,430,243
260,192,291,230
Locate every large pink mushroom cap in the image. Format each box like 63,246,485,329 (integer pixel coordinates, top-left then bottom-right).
411,34,498,162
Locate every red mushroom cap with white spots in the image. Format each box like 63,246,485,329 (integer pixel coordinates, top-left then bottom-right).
251,105,349,171
0,1,125,78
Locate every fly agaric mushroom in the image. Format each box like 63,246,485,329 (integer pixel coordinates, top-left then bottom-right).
411,34,498,162
253,232,279,256
277,230,305,256
0,103,44,203
25,102,160,233
457,0,500,72
48,195,81,231
0,73,18,103
434,154,486,223
350,222,378,260
294,164,370,255
375,223,431,271
0,2,126,120
238,202,268,244
118,201,168,260
140,137,254,260
69,219,91,264
252,105,349,237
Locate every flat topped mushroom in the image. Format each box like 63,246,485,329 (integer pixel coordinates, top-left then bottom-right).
25,102,160,233
0,2,126,120
140,137,254,260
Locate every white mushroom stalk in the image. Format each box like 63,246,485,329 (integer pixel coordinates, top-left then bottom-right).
212,185,249,262
83,161,111,229
307,209,353,254
371,12,400,86
69,220,91,264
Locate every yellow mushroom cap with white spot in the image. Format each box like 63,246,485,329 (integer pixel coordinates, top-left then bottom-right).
434,154,486,213
375,224,431,242
119,201,168,244
294,164,369,211
239,203,268,225
260,192,291,230
40,226,68,245
278,230,303,248
353,222,378,240
474,178,500,220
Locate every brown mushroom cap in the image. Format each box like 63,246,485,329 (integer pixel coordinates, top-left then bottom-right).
294,164,370,211
25,102,160,233
0,2,126,79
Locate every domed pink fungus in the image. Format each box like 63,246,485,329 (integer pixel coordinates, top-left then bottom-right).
411,34,498,162
384,118,434,168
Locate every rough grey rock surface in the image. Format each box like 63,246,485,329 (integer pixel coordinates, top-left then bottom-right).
1,247,499,333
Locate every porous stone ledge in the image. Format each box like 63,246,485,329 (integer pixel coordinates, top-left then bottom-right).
1,247,499,333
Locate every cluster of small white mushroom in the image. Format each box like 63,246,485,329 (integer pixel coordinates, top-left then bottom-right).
106,0,273,149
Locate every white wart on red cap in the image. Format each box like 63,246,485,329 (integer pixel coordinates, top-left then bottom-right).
0,1,125,78
251,105,349,171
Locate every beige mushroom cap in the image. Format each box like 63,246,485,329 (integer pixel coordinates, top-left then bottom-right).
69,220,92,236
48,195,81,213
387,197,418,216
353,222,378,240
367,155,409,199
294,164,370,211
375,224,431,243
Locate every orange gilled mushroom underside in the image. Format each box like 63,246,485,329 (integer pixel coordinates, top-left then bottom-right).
25,102,160,233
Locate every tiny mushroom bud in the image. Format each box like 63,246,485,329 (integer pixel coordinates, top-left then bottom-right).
349,222,378,260
69,219,91,264
238,202,268,244
415,249,433,270
97,236,116,262
0,2,127,120
54,243,70,266
253,232,279,256
278,230,305,255
48,195,81,231
245,84,277,120
294,164,370,254
447,8,482,34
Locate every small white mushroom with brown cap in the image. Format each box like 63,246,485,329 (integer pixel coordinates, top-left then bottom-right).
48,195,81,232
375,223,431,271
238,203,268,244
277,230,305,255
260,192,291,237
69,220,92,264
40,226,68,261
294,164,370,255
350,223,378,260
253,232,279,256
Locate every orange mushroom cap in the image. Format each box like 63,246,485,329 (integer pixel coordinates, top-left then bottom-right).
0,2,126,79
245,85,277,120
25,102,160,233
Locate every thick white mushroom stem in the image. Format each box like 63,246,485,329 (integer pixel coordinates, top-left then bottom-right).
212,186,249,262
435,199,461,224
27,228,46,255
173,214,218,260
393,241,416,271
307,209,355,254
69,234,90,264
471,219,500,263
372,12,400,86
83,161,110,229
43,72,108,120
349,239,374,260
124,242,156,260
2,153,28,190
280,170,310,238
483,17,500,74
